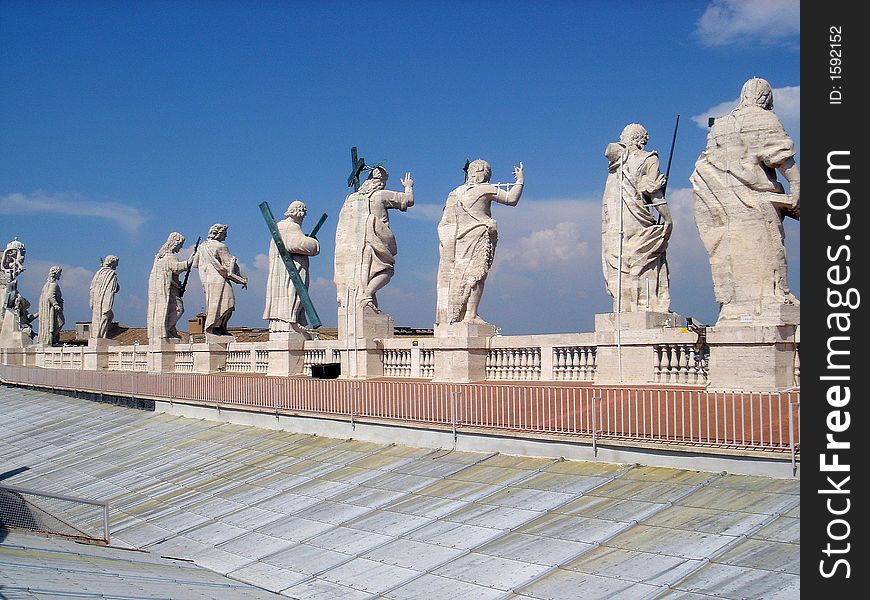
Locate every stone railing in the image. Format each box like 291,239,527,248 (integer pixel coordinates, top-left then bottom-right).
653,343,708,385
553,346,597,381
0,318,798,392
486,347,541,381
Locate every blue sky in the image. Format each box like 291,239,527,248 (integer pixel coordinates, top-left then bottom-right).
1,0,800,335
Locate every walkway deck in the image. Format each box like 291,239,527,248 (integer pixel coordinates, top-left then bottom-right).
0,385,800,599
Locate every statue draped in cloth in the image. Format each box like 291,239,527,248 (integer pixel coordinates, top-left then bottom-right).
334,166,414,312
263,200,320,331
195,223,247,336
601,124,672,313
147,232,193,342
89,255,120,339
436,159,524,326
690,77,800,324
37,266,64,347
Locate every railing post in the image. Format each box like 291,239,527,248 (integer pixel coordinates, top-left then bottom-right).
591,394,598,457
789,400,798,477
103,502,110,544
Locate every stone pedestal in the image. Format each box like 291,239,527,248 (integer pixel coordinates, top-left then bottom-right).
433,321,497,382
716,302,800,328
192,343,228,373
594,311,684,385
83,338,118,370
706,324,799,391
148,340,181,372
337,306,394,379
267,330,307,377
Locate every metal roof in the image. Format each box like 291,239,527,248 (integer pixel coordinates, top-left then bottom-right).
1,385,799,599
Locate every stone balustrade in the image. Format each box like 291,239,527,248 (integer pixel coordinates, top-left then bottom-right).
0,320,799,392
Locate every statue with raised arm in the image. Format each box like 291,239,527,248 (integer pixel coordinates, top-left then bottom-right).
37,266,64,347
89,255,120,339
334,166,414,313
0,238,36,347
147,232,194,342
602,124,672,313
691,77,800,325
263,200,320,331
436,159,524,327
195,223,247,336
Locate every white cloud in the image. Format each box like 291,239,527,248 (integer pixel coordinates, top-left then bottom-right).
691,85,800,140
696,0,799,47
0,191,148,234
253,253,270,271
405,202,445,223
498,221,591,271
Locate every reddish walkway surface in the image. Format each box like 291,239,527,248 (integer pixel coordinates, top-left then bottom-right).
1,365,799,457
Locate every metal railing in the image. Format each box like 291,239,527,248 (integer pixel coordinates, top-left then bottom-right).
0,364,799,457
0,483,110,543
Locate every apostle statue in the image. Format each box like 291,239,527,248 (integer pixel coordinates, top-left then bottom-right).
194,223,247,336
601,124,672,313
147,232,193,342
334,166,414,313
37,266,64,347
89,255,120,339
690,77,800,324
263,200,320,332
435,159,524,327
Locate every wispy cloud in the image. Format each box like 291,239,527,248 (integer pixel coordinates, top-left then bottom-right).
691,85,800,139
0,191,148,234
696,0,799,47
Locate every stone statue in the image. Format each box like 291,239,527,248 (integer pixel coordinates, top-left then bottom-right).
147,232,193,342
194,223,247,336
334,166,414,312
0,238,36,347
89,255,120,339
602,124,672,313
37,266,64,347
690,77,800,324
263,200,320,331
436,159,524,327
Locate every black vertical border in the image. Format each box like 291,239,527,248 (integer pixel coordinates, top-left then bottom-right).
802,3,867,597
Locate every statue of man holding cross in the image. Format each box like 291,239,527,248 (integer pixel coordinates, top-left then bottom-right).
334,165,414,312
263,200,320,331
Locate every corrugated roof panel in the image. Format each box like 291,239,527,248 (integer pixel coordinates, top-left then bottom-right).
432,552,551,590
227,560,308,594
347,510,432,537
515,513,627,543
405,521,503,550
607,524,735,559
260,542,351,574
516,568,662,600
384,573,507,600
643,505,770,536
281,577,374,600
557,495,662,521
714,538,799,574
563,546,702,586
362,537,465,571
752,515,799,543
475,532,593,567
480,486,575,511
671,562,800,599
676,487,798,514
256,515,334,542
305,526,394,555
443,503,541,530
320,556,420,593
384,494,469,518
589,478,697,502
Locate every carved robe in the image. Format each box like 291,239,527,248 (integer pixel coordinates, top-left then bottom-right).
690,104,798,318
147,253,187,341
263,218,319,329
601,145,671,313
37,279,64,347
89,265,119,338
195,238,241,334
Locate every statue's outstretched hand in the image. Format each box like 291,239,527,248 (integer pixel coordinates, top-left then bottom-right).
401,172,414,189
513,162,524,184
